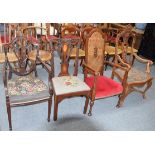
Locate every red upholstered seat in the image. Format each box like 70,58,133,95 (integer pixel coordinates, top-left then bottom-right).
41,35,58,42
107,35,116,43
1,36,9,43
27,36,38,43
62,35,80,39
85,76,123,99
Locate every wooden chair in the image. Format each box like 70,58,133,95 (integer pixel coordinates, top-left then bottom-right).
61,24,85,67
40,23,60,51
51,38,90,121
112,26,153,107
23,26,53,73
83,28,125,116
104,25,138,70
81,25,94,50
3,36,54,130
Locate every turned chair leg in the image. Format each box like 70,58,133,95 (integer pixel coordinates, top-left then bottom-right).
83,95,89,114
88,101,94,116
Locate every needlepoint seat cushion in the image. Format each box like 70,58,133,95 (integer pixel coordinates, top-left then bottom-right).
8,75,49,104
52,76,90,95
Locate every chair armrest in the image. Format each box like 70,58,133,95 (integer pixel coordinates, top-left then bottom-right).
104,60,131,71
116,54,131,68
133,53,153,73
37,56,52,74
133,53,153,64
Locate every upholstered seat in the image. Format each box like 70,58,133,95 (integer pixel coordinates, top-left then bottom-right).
1,36,9,43
27,36,38,44
115,67,148,83
7,52,18,62
52,76,90,96
107,35,116,43
0,53,5,63
8,75,49,104
126,47,138,53
28,50,52,61
41,35,58,42
62,35,80,39
105,45,122,55
85,76,123,99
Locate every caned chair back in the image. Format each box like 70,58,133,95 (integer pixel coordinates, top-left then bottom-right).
85,28,105,74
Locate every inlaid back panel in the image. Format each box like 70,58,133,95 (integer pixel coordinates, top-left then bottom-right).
85,29,105,74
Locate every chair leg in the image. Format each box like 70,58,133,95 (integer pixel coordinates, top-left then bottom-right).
8,70,12,80
83,95,89,114
6,98,12,130
47,97,52,122
80,58,84,66
88,101,94,116
105,54,110,71
53,95,58,121
142,80,152,99
116,88,129,108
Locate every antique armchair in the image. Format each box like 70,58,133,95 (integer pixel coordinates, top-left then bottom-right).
3,36,53,130
83,28,125,116
112,27,153,107
52,38,90,121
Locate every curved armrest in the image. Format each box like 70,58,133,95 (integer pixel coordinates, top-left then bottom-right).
133,53,153,64
116,54,131,68
133,53,153,73
104,60,131,71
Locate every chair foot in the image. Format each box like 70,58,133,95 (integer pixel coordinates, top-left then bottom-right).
88,111,92,116
142,93,146,99
116,104,123,108
9,127,12,131
47,118,50,122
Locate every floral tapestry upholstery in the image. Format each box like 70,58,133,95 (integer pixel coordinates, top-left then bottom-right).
8,75,49,103
115,67,148,83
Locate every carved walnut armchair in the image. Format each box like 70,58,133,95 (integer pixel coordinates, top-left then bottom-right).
112,27,153,107
83,28,127,116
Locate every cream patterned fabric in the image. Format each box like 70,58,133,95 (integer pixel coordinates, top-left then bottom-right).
52,76,90,95
115,67,148,83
